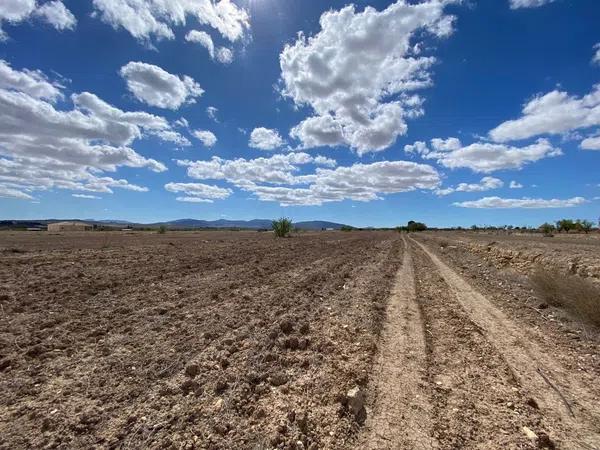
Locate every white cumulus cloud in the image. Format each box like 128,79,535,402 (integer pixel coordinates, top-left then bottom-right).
593,43,600,66
185,30,234,64
92,0,249,43
177,152,440,206
249,127,285,150
165,182,231,203
489,85,600,143
405,137,562,173
120,62,204,110
436,177,503,196
206,106,219,122
216,47,233,64
0,59,63,101
193,130,217,147
280,0,456,155
580,135,600,150
185,30,215,57
0,0,76,40
0,61,183,200
454,196,587,209
35,1,77,30
509,180,523,188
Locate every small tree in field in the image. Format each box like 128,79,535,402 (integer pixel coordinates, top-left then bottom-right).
556,219,574,233
539,222,555,236
577,219,593,234
407,220,427,232
158,224,167,234
272,217,293,238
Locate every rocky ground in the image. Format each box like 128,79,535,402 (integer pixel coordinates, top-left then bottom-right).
428,230,600,282
0,231,402,449
1,230,599,449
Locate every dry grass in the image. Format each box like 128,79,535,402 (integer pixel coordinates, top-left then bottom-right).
438,239,450,249
531,267,600,326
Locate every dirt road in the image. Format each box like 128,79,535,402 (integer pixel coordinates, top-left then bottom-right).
362,235,600,449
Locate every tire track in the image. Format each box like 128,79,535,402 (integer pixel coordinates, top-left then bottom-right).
412,237,600,449
412,242,543,448
360,237,436,449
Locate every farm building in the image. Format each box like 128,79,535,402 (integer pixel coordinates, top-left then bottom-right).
47,222,93,232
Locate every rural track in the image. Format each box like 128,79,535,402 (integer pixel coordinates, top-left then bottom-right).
410,236,600,449
360,236,436,449
361,236,600,449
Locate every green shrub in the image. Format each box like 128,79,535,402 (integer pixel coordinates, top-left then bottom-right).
272,217,293,238
340,225,354,232
158,225,167,234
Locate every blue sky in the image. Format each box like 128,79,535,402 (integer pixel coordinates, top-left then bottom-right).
0,0,599,227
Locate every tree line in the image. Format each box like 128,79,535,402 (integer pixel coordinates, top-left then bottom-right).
539,219,595,235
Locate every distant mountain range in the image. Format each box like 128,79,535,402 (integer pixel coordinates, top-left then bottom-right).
151,219,346,230
0,218,349,230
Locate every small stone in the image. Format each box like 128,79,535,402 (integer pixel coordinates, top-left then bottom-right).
346,386,367,424
269,373,288,387
213,398,224,410
522,426,538,441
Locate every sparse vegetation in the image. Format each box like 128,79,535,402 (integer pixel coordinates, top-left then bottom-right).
576,219,594,234
556,219,575,233
539,222,555,236
272,217,293,238
407,220,427,232
340,225,354,232
158,225,167,234
397,221,427,233
531,267,600,326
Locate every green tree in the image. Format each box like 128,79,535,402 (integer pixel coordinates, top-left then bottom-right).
578,220,593,234
556,219,575,233
407,220,427,232
539,222,555,236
